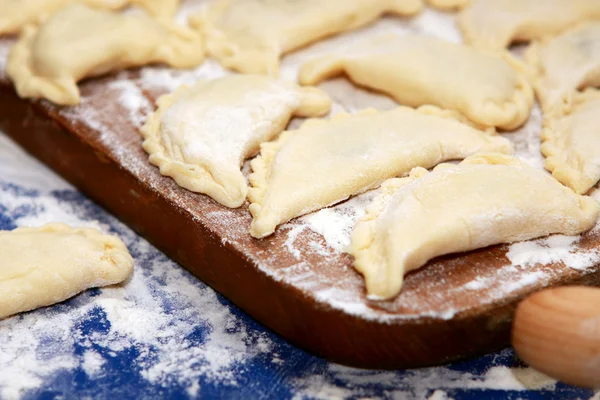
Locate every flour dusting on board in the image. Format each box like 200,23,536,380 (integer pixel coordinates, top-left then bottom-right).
0,170,277,397
300,190,380,253
13,5,597,322
0,140,576,399
1,2,600,398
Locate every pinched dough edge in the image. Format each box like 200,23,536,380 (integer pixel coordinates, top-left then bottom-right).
0,0,180,35
6,9,204,105
524,40,556,109
140,83,247,206
190,0,423,76
8,223,134,284
457,0,600,51
524,23,600,111
349,152,598,300
299,48,533,130
141,83,251,208
248,109,378,238
142,81,331,209
247,106,500,238
0,223,134,319
351,153,526,264
541,89,600,194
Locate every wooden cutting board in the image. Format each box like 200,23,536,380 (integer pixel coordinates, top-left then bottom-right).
1,27,600,369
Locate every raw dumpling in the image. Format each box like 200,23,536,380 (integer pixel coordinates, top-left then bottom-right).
0,223,134,319
426,0,468,11
6,4,203,105
130,0,179,19
249,107,513,238
542,89,600,194
190,0,423,76
0,0,180,35
525,22,600,111
349,153,600,300
299,34,534,130
458,0,600,51
141,75,331,208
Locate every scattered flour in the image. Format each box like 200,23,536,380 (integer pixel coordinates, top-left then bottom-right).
1,3,600,398
140,59,227,94
108,78,153,127
503,106,546,170
291,352,560,400
82,349,106,377
300,190,378,253
11,0,594,325
283,224,309,259
507,235,599,271
0,138,277,397
428,390,453,400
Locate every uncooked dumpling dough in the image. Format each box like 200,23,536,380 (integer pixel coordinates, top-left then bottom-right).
525,22,600,111
190,0,423,75
542,89,600,194
6,4,203,105
458,0,600,51
299,34,534,130
426,0,468,11
349,153,600,300
0,223,134,319
249,107,513,238
0,0,180,35
141,75,331,208
131,0,179,19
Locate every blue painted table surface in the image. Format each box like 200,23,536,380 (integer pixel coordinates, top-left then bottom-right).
0,131,597,400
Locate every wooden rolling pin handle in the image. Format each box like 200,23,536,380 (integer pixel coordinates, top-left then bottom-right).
512,286,600,388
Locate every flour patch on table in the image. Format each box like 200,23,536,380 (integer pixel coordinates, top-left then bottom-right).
291,350,557,399
0,176,279,396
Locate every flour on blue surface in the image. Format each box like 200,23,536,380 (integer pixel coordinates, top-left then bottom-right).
1,4,599,399
0,138,596,398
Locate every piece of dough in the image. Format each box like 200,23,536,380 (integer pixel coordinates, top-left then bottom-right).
249,107,513,239
6,4,203,105
299,34,534,130
542,89,600,194
131,0,179,19
350,153,600,300
0,0,180,35
0,223,134,319
141,75,331,208
525,22,600,111
426,0,468,11
457,0,600,51
190,0,423,76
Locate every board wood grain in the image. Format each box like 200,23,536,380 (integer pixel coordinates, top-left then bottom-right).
1,38,600,368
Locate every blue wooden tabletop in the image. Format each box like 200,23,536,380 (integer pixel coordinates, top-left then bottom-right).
0,133,596,400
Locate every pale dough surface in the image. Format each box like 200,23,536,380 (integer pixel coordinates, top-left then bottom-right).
190,0,423,76
350,153,600,300
141,75,331,208
542,89,600,194
458,0,600,51
299,34,534,130
0,223,134,319
425,0,468,11
525,22,600,111
6,4,204,105
248,107,513,239
0,0,179,35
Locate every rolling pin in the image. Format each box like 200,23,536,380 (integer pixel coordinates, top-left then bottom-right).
512,286,600,388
